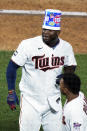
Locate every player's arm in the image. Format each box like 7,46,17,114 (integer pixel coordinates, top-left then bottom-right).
6,59,20,110
63,43,77,73
56,65,76,85
56,45,77,85
6,40,28,110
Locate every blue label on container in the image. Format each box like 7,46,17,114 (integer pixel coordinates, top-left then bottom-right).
44,11,61,27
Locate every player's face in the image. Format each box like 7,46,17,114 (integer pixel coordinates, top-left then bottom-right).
42,29,60,47
60,78,66,95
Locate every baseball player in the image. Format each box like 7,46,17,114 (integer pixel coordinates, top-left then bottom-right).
59,73,87,131
6,9,77,131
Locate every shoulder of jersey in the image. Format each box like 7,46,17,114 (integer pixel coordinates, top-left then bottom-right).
21,35,42,47
59,38,72,48
64,97,82,113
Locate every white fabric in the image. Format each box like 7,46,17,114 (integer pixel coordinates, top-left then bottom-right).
47,93,61,112
62,92,87,131
42,25,61,30
19,93,62,131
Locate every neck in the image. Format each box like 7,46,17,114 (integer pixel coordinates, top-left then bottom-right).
66,93,79,103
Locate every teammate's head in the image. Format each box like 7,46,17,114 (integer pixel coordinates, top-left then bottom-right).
42,9,61,46
60,73,81,95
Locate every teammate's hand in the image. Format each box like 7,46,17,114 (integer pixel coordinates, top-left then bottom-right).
7,90,19,110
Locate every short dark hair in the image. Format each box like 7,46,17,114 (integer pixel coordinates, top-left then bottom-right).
62,73,81,94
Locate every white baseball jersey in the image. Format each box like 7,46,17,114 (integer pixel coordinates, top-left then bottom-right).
62,92,87,131
11,35,77,112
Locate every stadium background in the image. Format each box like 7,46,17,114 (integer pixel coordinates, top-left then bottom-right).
0,0,87,53
0,0,87,131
